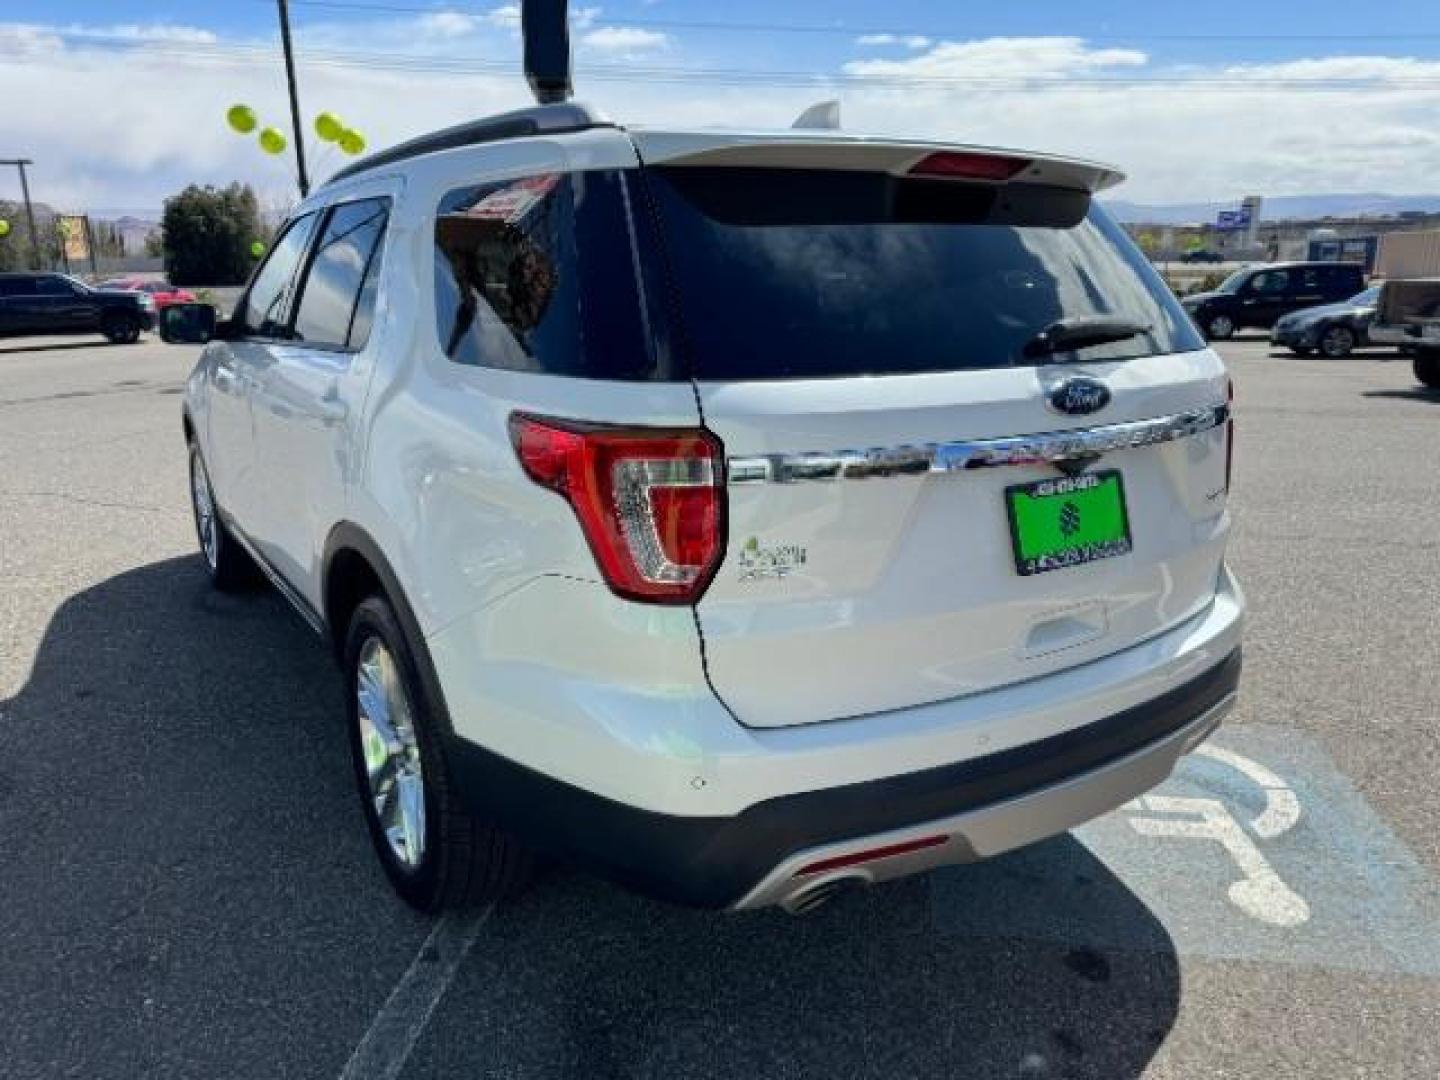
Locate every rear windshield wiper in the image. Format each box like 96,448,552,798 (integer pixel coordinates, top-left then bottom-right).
1023,316,1152,361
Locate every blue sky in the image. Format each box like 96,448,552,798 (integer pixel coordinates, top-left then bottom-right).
3,1,1440,212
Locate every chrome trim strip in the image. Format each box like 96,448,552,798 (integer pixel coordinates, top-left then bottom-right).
726,404,1229,485
220,510,328,637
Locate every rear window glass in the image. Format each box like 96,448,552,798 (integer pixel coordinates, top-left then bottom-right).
645,167,1204,380
434,171,656,378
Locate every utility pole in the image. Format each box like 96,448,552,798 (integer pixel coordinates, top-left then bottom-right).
276,0,310,197
1,158,43,270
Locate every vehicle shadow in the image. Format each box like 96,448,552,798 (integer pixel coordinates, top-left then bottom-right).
414,845,1180,1079
0,557,1180,1080
0,339,116,356
1363,387,1440,403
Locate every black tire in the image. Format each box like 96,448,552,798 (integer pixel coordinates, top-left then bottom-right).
1415,352,1440,390
344,595,531,911
1289,346,1315,357
1205,313,1235,341
1318,324,1356,358
187,441,256,591
101,311,141,344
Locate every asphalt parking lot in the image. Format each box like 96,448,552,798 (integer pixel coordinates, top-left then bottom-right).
2,333,1438,1079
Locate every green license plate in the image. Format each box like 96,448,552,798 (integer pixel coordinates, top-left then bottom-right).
1005,471,1133,576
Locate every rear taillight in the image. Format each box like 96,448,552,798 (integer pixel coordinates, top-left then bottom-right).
509,413,725,605
1225,377,1235,491
908,151,1032,181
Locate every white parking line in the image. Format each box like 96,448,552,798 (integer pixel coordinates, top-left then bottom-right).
338,906,493,1080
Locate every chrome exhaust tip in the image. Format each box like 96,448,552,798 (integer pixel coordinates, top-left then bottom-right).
780,873,870,915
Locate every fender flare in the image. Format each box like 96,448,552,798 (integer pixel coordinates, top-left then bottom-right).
322,522,458,736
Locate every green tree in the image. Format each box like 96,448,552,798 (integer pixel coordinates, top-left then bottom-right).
159,183,261,286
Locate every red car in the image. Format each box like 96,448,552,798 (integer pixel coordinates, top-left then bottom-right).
98,277,197,310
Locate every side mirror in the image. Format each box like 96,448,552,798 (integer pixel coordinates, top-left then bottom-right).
159,302,220,344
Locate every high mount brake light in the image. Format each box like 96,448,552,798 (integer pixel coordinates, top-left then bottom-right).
509,414,726,604
908,151,1032,182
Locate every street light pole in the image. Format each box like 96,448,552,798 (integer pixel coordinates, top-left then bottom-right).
1,158,43,270
276,0,310,197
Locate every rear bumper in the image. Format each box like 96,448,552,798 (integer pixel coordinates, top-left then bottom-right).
1368,323,1413,346
1270,325,1317,347
733,676,1233,909
444,628,1242,909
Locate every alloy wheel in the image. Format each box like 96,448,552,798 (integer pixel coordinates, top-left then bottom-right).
355,637,427,870
1320,326,1354,358
189,450,218,571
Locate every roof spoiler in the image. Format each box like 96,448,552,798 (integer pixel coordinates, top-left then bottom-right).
629,132,1125,194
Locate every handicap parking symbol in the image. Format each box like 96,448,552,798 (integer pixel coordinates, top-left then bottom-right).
932,725,1440,976
1122,743,1309,928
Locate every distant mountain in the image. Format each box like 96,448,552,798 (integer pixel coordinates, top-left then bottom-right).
1105,193,1440,224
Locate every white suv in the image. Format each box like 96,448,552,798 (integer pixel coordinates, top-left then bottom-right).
166,103,1242,914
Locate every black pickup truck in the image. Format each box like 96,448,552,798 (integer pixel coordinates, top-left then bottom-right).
0,272,153,344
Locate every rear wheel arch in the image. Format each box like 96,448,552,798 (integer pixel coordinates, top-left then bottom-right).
321,526,449,727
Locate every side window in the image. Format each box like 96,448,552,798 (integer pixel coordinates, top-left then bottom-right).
35,276,77,296
433,170,654,378
1336,267,1363,294
347,229,387,350
1251,270,1289,295
0,277,35,297
291,197,390,350
237,213,319,338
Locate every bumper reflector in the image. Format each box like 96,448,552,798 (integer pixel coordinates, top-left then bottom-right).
794,834,950,878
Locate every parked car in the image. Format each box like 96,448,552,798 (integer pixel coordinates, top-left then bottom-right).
98,277,198,311
1269,285,1379,357
1181,249,1224,264
1181,261,1366,340
0,272,153,343
162,101,1242,915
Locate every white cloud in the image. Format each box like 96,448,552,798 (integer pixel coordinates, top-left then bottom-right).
856,33,931,50
2,20,1439,211
845,36,1147,80
479,4,601,32
580,27,670,54
417,11,483,36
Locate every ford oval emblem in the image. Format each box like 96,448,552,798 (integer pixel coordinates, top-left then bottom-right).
1048,378,1111,417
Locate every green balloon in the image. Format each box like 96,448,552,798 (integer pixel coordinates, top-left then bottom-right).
338,129,366,156
259,127,287,155
227,104,257,134
315,112,343,142
0,219,10,238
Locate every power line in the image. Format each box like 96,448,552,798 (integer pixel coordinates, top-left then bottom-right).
271,0,1440,43
9,35,1440,93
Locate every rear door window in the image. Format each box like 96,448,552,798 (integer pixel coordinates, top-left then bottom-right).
1250,269,1290,295
433,171,656,378
0,277,36,297
35,276,78,296
642,167,1204,380
291,197,390,350
236,213,319,338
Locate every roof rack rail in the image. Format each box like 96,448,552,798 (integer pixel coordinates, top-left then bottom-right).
324,101,610,187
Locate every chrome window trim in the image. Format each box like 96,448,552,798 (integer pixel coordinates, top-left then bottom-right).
726,403,1229,486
